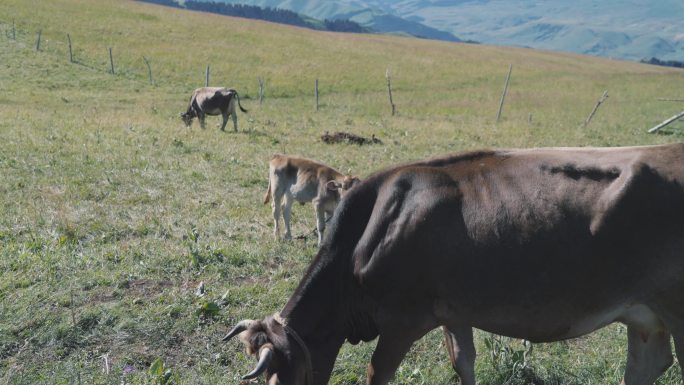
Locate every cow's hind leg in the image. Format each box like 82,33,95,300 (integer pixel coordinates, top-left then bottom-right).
199,113,207,129
442,326,476,385
620,308,673,385
231,110,238,132
229,97,238,132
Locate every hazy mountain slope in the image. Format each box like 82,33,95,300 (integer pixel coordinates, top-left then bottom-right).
207,0,684,61
381,0,684,61
206,0,462,41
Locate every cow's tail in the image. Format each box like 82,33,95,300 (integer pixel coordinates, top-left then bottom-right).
263,178,271,204
234,91,248,113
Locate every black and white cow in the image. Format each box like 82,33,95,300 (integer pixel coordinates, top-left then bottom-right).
180,87,247,132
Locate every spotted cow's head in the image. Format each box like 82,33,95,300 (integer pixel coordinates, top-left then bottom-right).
179,111,195,127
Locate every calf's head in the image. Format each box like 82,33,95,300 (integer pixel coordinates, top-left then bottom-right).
224,316,311,385
326,175,361,199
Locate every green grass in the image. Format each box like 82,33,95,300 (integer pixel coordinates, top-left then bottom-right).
1,0,684,384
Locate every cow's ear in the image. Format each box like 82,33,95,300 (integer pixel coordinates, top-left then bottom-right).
326,180,341,191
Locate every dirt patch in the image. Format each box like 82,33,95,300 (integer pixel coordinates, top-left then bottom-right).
321,131,382,145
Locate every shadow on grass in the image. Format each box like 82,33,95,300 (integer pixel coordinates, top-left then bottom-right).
654,125,684,136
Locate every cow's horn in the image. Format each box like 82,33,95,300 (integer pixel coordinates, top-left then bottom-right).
242,344,274,380
222,319,254,341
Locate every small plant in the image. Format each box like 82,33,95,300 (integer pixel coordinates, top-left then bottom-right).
482,334,539,384
186,225,203,269
148,358,179,385
196,300,220,319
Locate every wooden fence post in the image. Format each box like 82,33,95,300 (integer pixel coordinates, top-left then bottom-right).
386,68,396,116
258,77,264,105
496,64,512,122
205,65,210,87
108,47,114,74
315,79,319,111
143,56,153,84
35,29,42,51
582,90,609,127
648,110,684,133
67,34,73,63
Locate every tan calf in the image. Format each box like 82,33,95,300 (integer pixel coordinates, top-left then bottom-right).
263,154,360,245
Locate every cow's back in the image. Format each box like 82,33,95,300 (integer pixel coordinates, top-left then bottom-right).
343,144,684,341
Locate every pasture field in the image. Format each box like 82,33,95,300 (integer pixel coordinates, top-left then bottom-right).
1,0,684,384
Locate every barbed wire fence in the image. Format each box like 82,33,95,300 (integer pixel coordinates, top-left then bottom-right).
0,17,223,92
0,18,384,115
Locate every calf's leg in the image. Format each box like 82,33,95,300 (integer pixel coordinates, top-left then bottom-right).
313,200,326,245
270,184,283,240
282,193,293,240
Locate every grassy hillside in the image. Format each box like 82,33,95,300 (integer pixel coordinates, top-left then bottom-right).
1,0,684,384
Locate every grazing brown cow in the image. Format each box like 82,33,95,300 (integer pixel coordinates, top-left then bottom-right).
263,154,360,245
226,144,684,385
180,87,247,132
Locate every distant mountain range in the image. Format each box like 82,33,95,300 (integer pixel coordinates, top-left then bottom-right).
201,0,684,62
196,0,464,42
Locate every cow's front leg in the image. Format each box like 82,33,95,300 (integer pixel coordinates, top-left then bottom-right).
220,111,228,131
621,323,672,385
313,200,326,245
443,326,476,385
199,113,207,129
367,332,416,385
